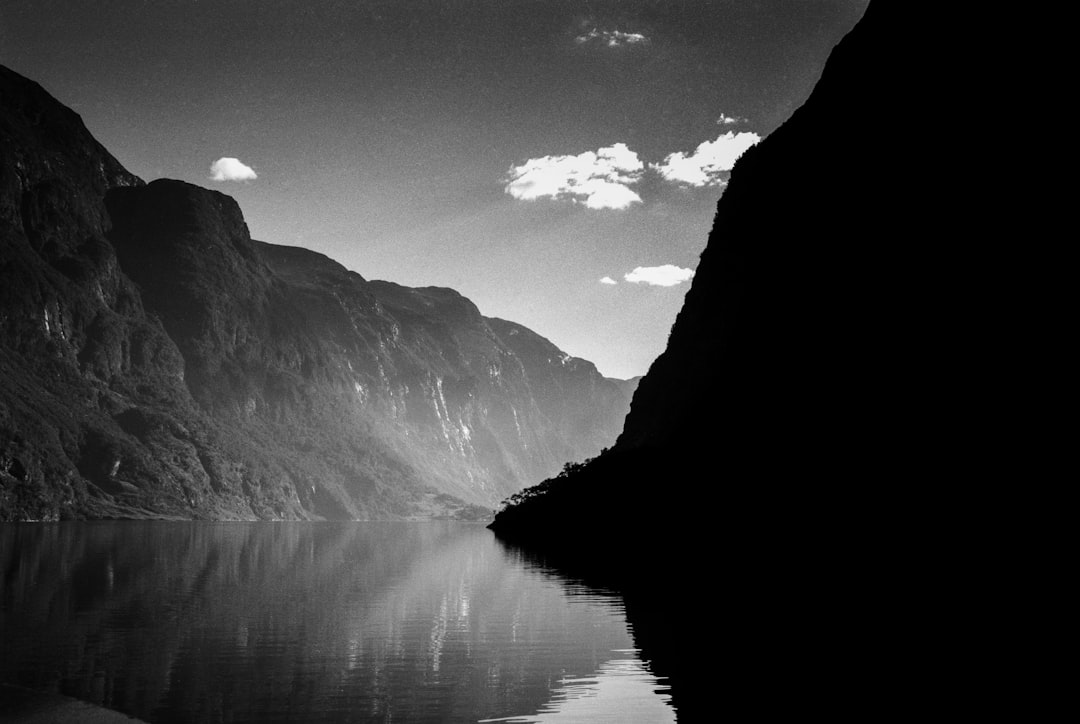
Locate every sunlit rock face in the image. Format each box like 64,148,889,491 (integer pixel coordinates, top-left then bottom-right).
0,64,635,521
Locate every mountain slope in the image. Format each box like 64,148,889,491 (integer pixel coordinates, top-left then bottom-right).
490,0,921,541
488,4,953,718
0,64,634,521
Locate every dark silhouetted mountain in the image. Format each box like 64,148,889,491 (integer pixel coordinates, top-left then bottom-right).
488,0,925,563
0,64,635,521
490,4,956,719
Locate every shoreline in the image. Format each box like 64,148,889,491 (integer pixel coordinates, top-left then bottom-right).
0,684,147,723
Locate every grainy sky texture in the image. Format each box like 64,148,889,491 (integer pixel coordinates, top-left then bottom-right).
0,0,868,378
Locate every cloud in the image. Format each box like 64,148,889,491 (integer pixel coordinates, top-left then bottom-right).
651,131,761,187
576,29,649,47
209,157,257,182
599,276,618,285
624,265,695,287
505,143,644,210
716,113,745,125
503,128,760,206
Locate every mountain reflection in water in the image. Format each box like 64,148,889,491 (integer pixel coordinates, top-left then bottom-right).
0,522,673,723
480,655,674,723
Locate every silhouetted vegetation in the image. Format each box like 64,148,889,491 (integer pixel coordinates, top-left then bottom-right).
496,457,595,512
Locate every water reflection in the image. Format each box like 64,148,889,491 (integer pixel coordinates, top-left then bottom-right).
481,654,674,723
0,522,674,723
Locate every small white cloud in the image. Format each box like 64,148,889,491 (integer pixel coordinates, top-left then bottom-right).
624,265,695,287
599,276,618,285
651,131,760,187
716,113,745,125
209,157,257,182
579,180,642,210
576,29,649,47
505,143,644,210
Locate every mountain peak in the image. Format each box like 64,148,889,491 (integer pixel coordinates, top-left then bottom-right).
0,62,634,521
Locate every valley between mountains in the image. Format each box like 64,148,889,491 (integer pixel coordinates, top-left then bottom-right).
0,64,636,521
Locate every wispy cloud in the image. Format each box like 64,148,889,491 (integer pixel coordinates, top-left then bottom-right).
505,143,644,210
209,157,257,182
624,265,695,287
576,29,649,47
716,113,745,126
599,276,618,285
650,131,760,187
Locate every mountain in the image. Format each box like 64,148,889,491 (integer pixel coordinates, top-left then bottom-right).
0,64,635,521
489,0,922,536
489,0,924,554
489,4,955,718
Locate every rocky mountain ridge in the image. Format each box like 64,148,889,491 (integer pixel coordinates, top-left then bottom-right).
0,64,635,521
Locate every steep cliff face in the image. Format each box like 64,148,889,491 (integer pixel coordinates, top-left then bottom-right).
0,65,204,520
0,64,634,521
491,2,913,537
489,6,927,714
104,179,636,510
612,0,907,467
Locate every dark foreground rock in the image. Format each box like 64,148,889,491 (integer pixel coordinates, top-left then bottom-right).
490,4,960,719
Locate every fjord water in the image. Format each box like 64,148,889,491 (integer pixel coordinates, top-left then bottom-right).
0,522,673,723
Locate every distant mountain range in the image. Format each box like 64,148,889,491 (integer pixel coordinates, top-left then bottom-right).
0,64,636,521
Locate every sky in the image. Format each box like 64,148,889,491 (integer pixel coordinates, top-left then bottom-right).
1,0,868,379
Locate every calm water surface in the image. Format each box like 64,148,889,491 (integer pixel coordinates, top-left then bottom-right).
0,522,673,723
